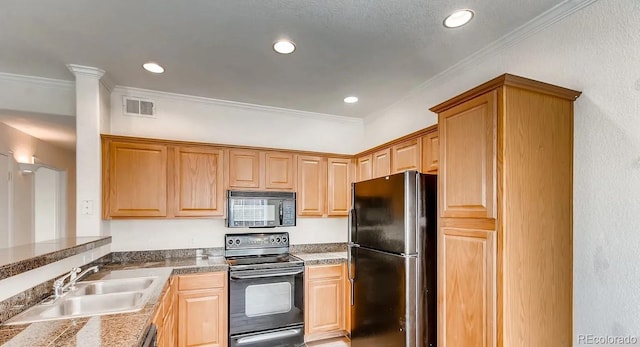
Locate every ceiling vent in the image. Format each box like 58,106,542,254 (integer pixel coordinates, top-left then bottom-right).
123,96,156,117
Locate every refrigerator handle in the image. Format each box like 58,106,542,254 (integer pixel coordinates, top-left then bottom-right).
348,246,356,306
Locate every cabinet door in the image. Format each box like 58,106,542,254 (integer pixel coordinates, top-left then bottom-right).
356,154,372,182
173,147,225,217
372,148,391,178
421,131,439,174
327,158,352,216
107,141,167,217
439,91,496,219
178,288,227,347
228,149,260,188
297,155,326,216
264,152,295,190
392,139,421,173
305,264,346,337
439,228,496,347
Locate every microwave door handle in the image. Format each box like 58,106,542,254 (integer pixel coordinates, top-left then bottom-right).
279,202,284,225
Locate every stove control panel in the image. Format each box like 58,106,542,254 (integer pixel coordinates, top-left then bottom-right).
225,232,290,250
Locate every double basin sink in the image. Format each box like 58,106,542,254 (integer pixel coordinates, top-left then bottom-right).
5,276,160,325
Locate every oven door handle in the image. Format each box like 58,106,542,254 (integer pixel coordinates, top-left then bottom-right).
230,268,304,280
236,328,302,345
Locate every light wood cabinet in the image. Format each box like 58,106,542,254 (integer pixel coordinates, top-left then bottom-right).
431,74,580,347
297,155,326,216
421,131,439,174
228,149,260,188
105,141,167,217
102,137,227,219
439,228,495,347
173,147,225,217
439,91,496,219
356,154,372,181
264,151,295,190
327,158,352,216
371,148,391,178
154,277,177,347
391,138,421,173
177,272,227,347
228,150,295,191
305,264,348,341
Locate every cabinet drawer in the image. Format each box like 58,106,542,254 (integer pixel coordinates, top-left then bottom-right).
178,272,226,291
306,264,344,280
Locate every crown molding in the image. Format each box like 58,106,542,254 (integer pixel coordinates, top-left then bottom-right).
113,85,364,125
364,0,599,122
0,72,74,89
66,64,105,79
99,73,115,92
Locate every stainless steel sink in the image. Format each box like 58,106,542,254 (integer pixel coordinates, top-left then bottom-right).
3,276,160,325
72,277,155,295
41,292,145,318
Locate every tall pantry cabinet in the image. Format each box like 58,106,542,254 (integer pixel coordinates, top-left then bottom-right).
430,74,580,347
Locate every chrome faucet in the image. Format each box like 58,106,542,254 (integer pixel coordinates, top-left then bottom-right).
52,265,100,298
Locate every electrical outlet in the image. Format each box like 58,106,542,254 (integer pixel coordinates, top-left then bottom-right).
81,200,94,215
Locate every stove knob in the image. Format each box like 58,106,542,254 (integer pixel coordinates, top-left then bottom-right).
276,237,281,243
235,239,241,245
282,237,287,243
227,239,233,245
271,238,275,243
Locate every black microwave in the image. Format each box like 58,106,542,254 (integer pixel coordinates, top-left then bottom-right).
226,190,296,228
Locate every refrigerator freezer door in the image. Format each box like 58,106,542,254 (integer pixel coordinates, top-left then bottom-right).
352,171,419,255
350,246,421,347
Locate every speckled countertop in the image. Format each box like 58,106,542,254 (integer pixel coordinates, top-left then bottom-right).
0,257,228,347
0,249,345,346
293,251,348,265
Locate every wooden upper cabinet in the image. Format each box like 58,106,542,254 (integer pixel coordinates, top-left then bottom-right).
421,131,439,174
297,155,326,216
264,151,295,190
228,149,260,188
173,146,225,217
356,154,372,182
439,91,496,219
392,138,421,173
106,141,168,217
327,158,352,216
372,148,391,178
439,227,495,347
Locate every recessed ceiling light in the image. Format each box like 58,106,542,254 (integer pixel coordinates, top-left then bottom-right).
273,40,296,54
143,62,165,73
344,96,359,104
443,9,474,28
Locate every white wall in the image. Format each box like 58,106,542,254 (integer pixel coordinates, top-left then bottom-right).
364,0,640,340
106,86,362,250
0,123,76,245
0,72,74,117
110,87,364,154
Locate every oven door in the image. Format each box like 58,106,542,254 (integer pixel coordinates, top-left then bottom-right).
229,266,304,336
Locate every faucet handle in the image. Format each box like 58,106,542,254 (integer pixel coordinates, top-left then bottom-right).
69,267,81,281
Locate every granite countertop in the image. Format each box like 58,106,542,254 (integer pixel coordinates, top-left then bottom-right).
0,237,112,281
0,267,173,347
0,247,345,346
0,257,228,347
293,251,348,265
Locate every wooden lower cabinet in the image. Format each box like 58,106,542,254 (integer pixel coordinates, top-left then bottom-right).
439,227,496,347
304,263,349,342
177,272,228,347
154,277,177,347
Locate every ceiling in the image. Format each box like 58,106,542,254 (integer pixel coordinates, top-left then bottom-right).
0,111,76,151
0,0,569,119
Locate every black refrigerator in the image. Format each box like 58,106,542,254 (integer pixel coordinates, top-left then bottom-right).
348,171,437,347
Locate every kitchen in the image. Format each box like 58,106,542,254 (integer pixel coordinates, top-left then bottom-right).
1,0,639,346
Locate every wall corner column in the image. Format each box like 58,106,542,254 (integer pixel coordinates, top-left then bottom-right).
67,64,106,237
